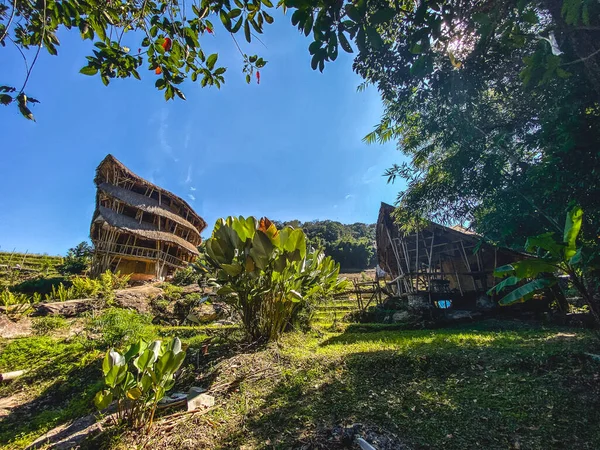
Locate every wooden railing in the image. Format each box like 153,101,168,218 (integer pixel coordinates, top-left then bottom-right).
95,243,187,268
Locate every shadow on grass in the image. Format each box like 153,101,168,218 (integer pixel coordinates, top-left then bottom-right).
0,348,102,447
219,325,600,449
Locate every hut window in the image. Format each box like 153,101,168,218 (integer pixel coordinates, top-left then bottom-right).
121,205,137,219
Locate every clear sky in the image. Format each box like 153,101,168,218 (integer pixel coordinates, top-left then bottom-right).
0,11,406,256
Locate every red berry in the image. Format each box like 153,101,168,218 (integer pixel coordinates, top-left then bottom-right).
162,37,172,52
256,71,260,84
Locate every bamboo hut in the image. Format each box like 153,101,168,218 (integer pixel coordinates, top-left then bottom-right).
376,203,524,309
90,154,207,281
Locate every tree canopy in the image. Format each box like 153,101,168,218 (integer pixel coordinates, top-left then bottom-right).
2,0,599,254
275,220,376,271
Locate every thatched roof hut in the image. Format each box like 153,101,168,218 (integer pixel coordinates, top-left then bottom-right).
90,154,207,281
376,203,524,309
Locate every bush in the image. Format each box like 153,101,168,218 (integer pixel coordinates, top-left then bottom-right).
86,308,155,349
171,266,200,286
31,316,68,335
161,283,184,301
202,216,348,341
94,338,186,430
11,276,69,297
57,242,93,275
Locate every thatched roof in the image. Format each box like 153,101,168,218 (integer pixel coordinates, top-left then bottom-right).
96,154,207,233
98,182,200,238
93,206,200,255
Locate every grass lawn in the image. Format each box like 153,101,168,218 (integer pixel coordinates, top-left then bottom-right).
1,319,600,449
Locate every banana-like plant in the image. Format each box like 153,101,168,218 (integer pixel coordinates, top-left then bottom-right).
94,338,186,430
489,206,600,324
201,216,347,341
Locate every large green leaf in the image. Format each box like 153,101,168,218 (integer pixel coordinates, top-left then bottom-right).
525,232,563,258
134,347,156,372
493,264,515,278
511,259,558,278
222,262,243,276
564,205,583,260
284,229,306,258
105,364,127,388
498,278,556,306
94,389,113,410
487,276,520,295
249,230,274,270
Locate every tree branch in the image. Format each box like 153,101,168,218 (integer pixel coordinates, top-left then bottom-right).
0,0,17,44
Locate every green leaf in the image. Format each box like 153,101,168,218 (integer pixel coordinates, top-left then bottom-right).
511,259,557,278
487,276,520,295
370,7,395,24
564,205,583,260
207,53,218,71
220,9,232,31
126,387,142,400
134,348,155,372
244,20,251,42
338,31,353,53
248,230,274,269
283,229,306,258
525,232,563,258
94,390,113,410
80,66,98,76
345,5,361,21
493,264,515,277
222,262,243,276
498,278,556,306
217,285,237,295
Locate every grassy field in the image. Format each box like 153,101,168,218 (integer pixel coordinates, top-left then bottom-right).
0,252,63,284
1,306,600,449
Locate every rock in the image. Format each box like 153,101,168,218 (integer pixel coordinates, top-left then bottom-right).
114,285,163,313
476,295,495,310
186,302,228,324
407,294,432,310
446,310,482,321
391,311,412,323
181,284,202,295
0,315,31,338
187,389,214,411
33,299,96,317
381,297,406,310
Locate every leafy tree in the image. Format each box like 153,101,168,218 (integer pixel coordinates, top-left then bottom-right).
276,219,376,270
57,241,93,275
326,236,375,271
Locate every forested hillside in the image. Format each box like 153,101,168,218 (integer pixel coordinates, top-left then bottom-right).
274,220,376,271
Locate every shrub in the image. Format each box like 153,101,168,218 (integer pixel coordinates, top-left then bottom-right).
0,289,30,313
57,242,93,275
31,316,68,335
202,216,348,341
71,277,102,299
99,270,131,304
94,338,186,430
86,308,155,349
45,283,74,302
11,276,69,297
171,266,200,286
161,283,184,301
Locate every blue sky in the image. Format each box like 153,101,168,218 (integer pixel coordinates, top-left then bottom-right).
0,12,405,256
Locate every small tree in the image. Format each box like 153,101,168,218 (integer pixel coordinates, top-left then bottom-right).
200,216,347,341
489,206,600,325
57,241,93,275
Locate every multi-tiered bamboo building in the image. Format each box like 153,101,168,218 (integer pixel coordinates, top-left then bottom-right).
90,154,206,281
